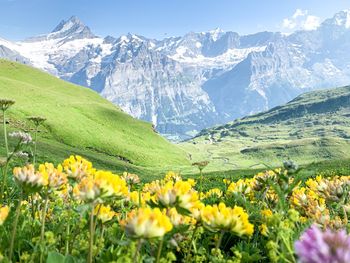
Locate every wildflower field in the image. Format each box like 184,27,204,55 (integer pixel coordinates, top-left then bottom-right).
1,99,350,263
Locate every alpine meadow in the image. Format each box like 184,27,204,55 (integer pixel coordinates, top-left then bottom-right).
1,1,350,262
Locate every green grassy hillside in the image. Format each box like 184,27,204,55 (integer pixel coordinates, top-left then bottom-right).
0,59,189,176
181,86,350,171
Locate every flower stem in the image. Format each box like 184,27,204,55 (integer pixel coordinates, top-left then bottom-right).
186,226,198,260
30,194,36,222
215,231,224,250
0,162,8,202
39,193,49,263
3,110,9,158
280,235,295,262
199,169,203,199
191,226,198,253
138,189,142,207
65,209,70,256
156,238,164,263
1,109,9,202
343,206,348,224
88,203,95,263
93,204,101,231
33,126,38,168
9,192,23,260
133,239,142,262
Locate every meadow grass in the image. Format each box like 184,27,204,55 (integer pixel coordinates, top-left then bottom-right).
0,59,189,172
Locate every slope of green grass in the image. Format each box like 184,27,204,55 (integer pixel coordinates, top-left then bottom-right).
181,86,350,171
0,59,189,174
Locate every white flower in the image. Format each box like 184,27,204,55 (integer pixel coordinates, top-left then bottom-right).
9,131,32,144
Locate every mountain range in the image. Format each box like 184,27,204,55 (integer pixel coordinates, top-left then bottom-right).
1,10,350,140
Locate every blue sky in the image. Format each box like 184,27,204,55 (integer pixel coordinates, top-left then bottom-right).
0,0,349,40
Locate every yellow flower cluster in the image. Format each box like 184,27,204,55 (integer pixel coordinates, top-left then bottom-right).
62,155,94,180
201,202,254,236
13,156,129,205
167,207,196,226
227,170,282,199
94,205,116,223
121,172,140,185
38,163,68,189
153,179,199,211
13,164,48,190
0,206,9,225
290,175,350,228
128,191,151,206
232,169,350,230
143,180,162,194
258,209,273,237
121,207,173,239
228,178,253,195
204,188,223,198
73,170,128,202
164,171,182,182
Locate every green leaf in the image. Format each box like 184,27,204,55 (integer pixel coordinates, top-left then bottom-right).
46,252,65,263
46,252,76,263
64,255,76,263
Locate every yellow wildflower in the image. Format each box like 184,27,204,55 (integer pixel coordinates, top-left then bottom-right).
190,201,205,221
300,216,308,223
73,170,128,202
94,205,116,223
205,188,223,198
120,207,173,239
128,191,151,206
167,207,196,226
0,206,9,225
62,155,94,181
261,209,273,218
201,202,254,236
122,172,140,185
38,163,68,189
164,171,182,182
94,171,128,198
259,224,269,236
73,176,100,201
143,180,162,194
223,179,231,185
13,164,48,190
154,180,199,211
227,179,252,196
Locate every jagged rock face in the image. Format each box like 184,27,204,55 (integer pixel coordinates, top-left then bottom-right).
1,11,350,140
89,37,218,137
25,16,96,43
204,11,350,121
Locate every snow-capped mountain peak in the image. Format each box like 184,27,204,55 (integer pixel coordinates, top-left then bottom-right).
323,9,350,29
207,27,224,41
52,16,84,33
24,15,96,43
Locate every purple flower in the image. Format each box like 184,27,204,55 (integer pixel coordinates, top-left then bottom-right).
295,224,350,263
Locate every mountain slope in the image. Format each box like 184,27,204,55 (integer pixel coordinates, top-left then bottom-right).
0,59,189,172
181,86,350,170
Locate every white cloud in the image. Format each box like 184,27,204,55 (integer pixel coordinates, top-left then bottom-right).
303,15,321,30
293,9,308,19
282,18,296,30
281,9,321,32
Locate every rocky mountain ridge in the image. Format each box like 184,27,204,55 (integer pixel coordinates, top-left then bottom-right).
1,11,350,140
